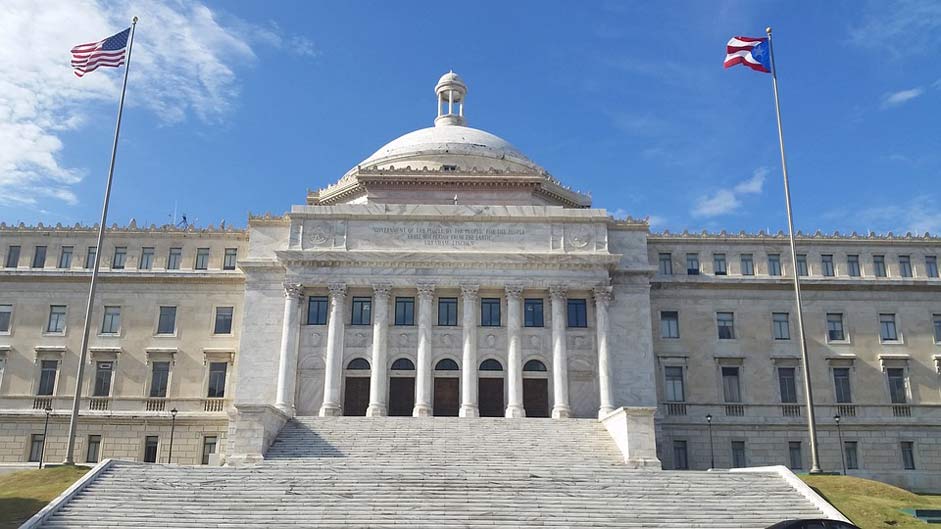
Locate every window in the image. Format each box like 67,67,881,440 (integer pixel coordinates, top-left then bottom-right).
879,313,898,341
347,358,370,370
713,253,727,275
143,436,159,463
567,299,587,328
523,299,544,327
886,368,907,404
37,360,58,396
112,247,127,269
195,248,210,270
395,297,415,326
437,358,460,371
717,312,735,340
139,247,154,270
673,440,689,470
826,313,845,341
5,245,20,268
722,367,742,403
821,254,834,277
480,298,500,327
157,306,176,335
789,441,803,470
731,441,747,468
833,367,852,403
350,297,372,326
899,255,912,278
926,256,939,278
847,255,860,277
86,435,102,464
214,307,234,334
47,305,66,333
740,254,754,276
658,253,673,275
201,436,218,465
0,304,11,333
207,362,227,398
664,366,685,402
933,314,941,343
93,361,113,397
32,246,47,268
167,248,182,270
686,253,700,275
438,297,458,326
796,254,808,276
772,312,790,340
391,358,415,370
101,306,121,334
223,248,238,270
307,296,328,325
901,441,915,470
844,441,858,470
873,255,887,277
28,434,45,462
58,246,73,269
778,367,797,403
767,254,781,276
660,311,679,339
85,246,97,269
479,359,503,371
149,362,170,398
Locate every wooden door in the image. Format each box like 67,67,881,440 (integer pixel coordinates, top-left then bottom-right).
388,377,415,417
343,377,369,416
478,378,505,417
523,378,550,418
433,378,460,417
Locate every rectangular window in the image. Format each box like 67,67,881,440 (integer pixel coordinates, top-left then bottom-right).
821,254,834,277
149,361,170,398
833,367,852,403
686,253,700,275
796,254,808,276
201,436,218,465
887,368,907,404
85,246,97,269
778,367,797,404
86,435,102,464
567,299,588,328
789,441,803,470
664,366,685,402
139,247,154,270
660,311,679,339
350,297,372,326
167,248,182,270
772,312,790,340
879,313,898,341
223,248,238,270
214,307,234,334
112,247,127,269
101,306,121,334
722,366,742,403
844,441,858,470
47,305,66,333
195,248,210,270
901,441,915,470
144,436,159,463
717,312,735,340
5,245,20,268
926,256,939,278
767,254,782,276
438,297,458,326
847,255,860,277
28,434,45,462
480,298,501,327
899,255,912,278
38,360,58,396
673,440,689,470
93,361,113,397
58,246,73,269
933,314,941,343
0,304,11,333
826,313,845,341
740,254,754,276
731,441,747,468
713,253,727,275
524,299,544,327
873,255,887,277
207,362,227,398
157,306,176,335
395,297,416,326
32,246,47,268
307,296,328,325
658,253,673,275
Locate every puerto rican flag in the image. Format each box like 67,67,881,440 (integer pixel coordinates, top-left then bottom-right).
724,37,771,73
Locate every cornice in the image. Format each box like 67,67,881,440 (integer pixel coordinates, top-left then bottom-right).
275,249,621,271
651,276,941,292
650,229,941,244
0,270,245,283
0,221,246,237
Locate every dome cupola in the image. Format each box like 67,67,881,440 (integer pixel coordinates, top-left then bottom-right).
434,71,467,127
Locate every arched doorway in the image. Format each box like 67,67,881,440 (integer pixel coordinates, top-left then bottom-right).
343,358,370,416
522,359,550,418
433,358,460,417
388,357,416,417
478,358,505,417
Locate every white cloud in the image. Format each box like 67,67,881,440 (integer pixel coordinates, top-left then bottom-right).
849,0,941,58
856,196,941,235
692,167,767,218
0,0,316,209
881,87,925,108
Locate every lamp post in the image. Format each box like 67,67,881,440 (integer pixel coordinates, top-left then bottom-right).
39,406,52,469
834,414,846,475
706,413,715,470
168,408,178,464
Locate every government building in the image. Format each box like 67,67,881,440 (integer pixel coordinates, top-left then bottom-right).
1,72,939,502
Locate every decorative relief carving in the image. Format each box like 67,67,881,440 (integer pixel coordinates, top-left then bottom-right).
526,335,542,349
566,225,593,250
347,332,369,348
327,282,347,299
372,283,392,298
310,333,323,347
568,334,592,350
460,284,479,301
592,285,613,305
549,285,567,301
504,284,524,299
438,333,456,348
416,283,436,299
397,333,410,347
484,334,497,349
282,282,304,300
304,221,333,248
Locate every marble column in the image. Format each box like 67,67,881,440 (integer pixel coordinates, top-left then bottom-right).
505,284,525,418
413,283,435,417
594,285,615,418
366,283,391,417
319,282,347,417
459,284,479,418
274,282,303,415
549,285,572,419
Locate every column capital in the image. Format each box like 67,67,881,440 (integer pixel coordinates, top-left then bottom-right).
416,282,436,299
372,283,392,298
549,284,567,301
460,283,479,300
282,282,304,300
593,285,613,305
327,282,347,299
505,284,524,299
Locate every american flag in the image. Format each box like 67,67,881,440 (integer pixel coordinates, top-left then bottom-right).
71,28,130,78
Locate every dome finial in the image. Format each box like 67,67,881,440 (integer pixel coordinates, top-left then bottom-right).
435,71,467,127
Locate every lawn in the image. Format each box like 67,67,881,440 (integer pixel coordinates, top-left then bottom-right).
0,465,91,529
802,474,941,529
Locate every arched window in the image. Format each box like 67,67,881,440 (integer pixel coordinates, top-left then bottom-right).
391,358,415,370
523,359,547,372
346,358,370,370
479,359,503,371
435,358,459,371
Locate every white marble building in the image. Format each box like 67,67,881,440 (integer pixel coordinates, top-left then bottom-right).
1,72,938,491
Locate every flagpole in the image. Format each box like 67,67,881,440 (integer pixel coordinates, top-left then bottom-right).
64,16,139,465
766,26,822,474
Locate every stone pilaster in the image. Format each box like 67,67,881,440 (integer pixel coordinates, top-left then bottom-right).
504,284,525,418
413,283,435,417
274,282,303,415
549,285,571,419
319,282,347,417
366,283,391,417
594,285,615,418
459,284,480,418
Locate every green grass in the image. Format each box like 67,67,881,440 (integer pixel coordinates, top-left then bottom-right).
801,474,941,529
0,465,90,529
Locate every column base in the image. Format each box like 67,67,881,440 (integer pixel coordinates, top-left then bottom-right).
412,404,432,417
319,404,342,417
551,405,572,419
365,404,387,417
459,405,479,418
505,405,526,418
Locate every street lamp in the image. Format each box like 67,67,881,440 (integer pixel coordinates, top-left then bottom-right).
706,414,715,470
168,408,178,464
834,414,846,475
39,406,52,469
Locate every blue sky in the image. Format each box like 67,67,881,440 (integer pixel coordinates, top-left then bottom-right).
2,0,940,234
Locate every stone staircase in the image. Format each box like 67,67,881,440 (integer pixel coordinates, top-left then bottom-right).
35,417,829,528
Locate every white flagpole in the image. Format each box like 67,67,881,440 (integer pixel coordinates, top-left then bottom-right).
766,26,822,474
64,16,139,465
